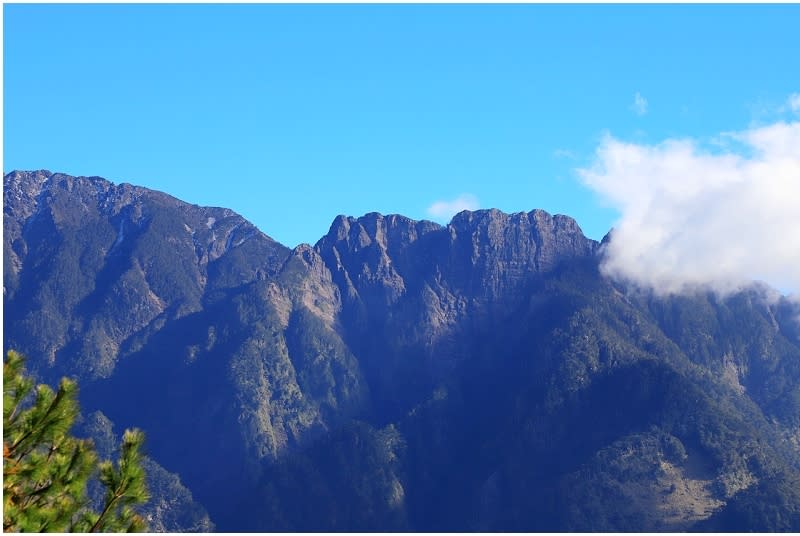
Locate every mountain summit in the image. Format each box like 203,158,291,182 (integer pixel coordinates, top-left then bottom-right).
5,170,800,531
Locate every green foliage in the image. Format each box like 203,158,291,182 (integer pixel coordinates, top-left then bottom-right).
3,351,149,532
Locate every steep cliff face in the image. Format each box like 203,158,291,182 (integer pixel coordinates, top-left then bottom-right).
313,209,600,418
5,170,800,532
316,209,597,312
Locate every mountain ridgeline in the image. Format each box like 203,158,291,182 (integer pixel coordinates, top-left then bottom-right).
5,170,800,532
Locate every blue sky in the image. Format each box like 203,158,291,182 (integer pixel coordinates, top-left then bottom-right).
5,4,799,249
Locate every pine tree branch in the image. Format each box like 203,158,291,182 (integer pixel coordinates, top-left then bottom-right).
9,386,67,457
90,491,122,533
6,399,25,426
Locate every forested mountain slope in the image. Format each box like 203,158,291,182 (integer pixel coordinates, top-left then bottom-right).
5,170,800,531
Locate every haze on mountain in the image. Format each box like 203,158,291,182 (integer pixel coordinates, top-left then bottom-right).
5,169,800,532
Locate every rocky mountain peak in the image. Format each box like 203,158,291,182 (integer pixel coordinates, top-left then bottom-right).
448,208,591,248
4,168,53,192
442,208,598,289
319,212,440,252
310,207,601,339
4,170,54,220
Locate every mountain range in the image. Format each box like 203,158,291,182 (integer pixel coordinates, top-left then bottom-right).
5,169,800,531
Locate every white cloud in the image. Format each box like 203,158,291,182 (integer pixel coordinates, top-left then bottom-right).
788,93,800,113
426,194,479,221
577,119,800,298
631,92,648,116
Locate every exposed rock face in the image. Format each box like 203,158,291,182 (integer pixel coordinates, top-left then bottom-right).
317,209,596,310
5,170,800,532
314,209,600,417
444,208,597,290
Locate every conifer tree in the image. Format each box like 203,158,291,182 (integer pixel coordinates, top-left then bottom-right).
3,350,149,532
